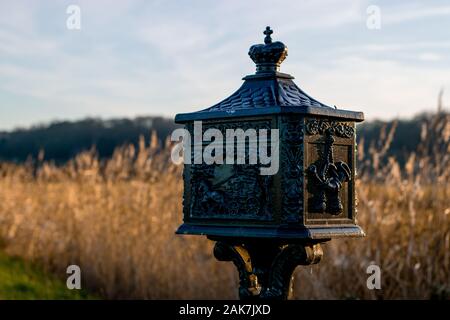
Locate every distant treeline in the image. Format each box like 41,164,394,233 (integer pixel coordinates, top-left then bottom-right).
0,113,436,164
0,117,179,163
357,115,424,166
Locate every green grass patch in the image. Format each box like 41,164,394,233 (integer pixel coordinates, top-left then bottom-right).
0,252,94,299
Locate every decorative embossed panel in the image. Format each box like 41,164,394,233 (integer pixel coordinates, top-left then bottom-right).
280,116,304,223
304,118,355,224
186,119,275,221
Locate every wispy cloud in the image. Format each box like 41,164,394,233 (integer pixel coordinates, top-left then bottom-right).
383,4,450,25
418,52,443,62
290,55,449,120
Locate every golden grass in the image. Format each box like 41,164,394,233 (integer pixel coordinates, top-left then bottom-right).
0,114,448,299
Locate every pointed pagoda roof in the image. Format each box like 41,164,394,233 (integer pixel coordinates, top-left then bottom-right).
175,27,363,123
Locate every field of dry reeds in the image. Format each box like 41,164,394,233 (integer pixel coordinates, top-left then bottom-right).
0,111,448,299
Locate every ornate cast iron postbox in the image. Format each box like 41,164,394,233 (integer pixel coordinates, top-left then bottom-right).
175,27,364,300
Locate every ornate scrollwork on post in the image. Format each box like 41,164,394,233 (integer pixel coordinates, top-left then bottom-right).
307,129,351,214
213,241,323,300
213,242,261,299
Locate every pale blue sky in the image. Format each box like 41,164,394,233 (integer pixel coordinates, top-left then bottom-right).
1,0,449,130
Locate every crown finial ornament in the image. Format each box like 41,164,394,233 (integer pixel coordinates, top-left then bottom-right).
248,26,288,74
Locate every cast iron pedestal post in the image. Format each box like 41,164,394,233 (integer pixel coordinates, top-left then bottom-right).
210,238,323,300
